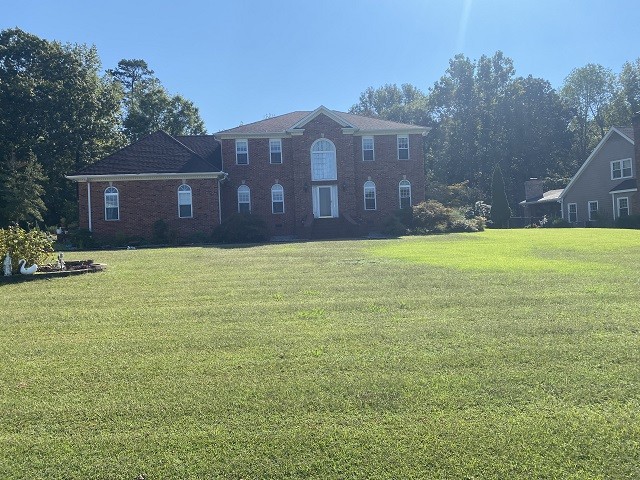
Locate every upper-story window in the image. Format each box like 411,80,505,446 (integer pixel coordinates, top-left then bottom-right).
104,186,119,221
364,181,376,210
178,184,192,218
399,180,412,208
270,139,282,164
238,185,251,213
311,138,337,181
362,137,374,161
271,184,284,214
611,158,632,179
236,139,249,165
397,135,409,160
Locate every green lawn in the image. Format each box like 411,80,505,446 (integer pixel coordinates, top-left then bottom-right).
1,229,639,479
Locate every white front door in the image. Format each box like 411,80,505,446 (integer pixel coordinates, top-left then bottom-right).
313,185,339,218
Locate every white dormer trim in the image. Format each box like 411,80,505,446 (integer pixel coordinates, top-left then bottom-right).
290,106,356,130
560,127,635,199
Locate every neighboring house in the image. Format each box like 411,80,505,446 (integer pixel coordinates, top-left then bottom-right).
67,106,430,241
520,126,636,225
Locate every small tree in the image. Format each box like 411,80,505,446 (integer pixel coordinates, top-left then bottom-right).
490,164,511,228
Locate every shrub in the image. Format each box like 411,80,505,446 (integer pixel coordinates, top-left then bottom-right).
547,217,571,228
68,228,96,249
409,201,485,234
382,214,408,237
0,225,54,273
212,213,269,244
616,214,640,229
152,219,169,244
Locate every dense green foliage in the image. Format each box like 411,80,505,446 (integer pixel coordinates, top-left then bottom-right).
490,164,511,228
1,230,639,478
0,224,53,273
411,200,484,233
211,213,269,243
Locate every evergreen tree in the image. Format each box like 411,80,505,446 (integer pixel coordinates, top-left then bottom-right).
490,164,511,228
0,148,47,225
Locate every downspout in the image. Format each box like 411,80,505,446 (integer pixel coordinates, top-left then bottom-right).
87,182,92,232
217,178,222,225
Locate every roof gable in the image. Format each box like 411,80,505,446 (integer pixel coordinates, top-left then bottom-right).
73,131,222,176
215,107,430,137
561,127,634,199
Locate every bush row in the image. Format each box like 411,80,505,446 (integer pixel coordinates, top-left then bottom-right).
383,200,486,236
0,225,54,273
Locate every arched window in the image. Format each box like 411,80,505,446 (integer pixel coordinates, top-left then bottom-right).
178,184,192,218
399,180,411,209
364,181,376,210
311,138,337,181
237,185,251,213
271,184,284,214
104,186,119,221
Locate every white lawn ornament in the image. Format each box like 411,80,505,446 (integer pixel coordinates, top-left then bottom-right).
3,253,11,276
18,259,38,275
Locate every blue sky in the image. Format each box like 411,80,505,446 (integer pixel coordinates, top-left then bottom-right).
4,0,639,132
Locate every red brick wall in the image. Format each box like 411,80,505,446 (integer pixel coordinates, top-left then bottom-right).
219,113,426,236
79,178,219,242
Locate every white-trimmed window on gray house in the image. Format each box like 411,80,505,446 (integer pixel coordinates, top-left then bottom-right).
270,139,282,164
617,197,630,217
611,158,632,179
178,184,192,218
399,180,411,209
238,185,251,213
271,184,284,214
311,139,337,181
104,186,119,221
568,203,577,223
588,201,598,221
362,137,374,161
397,135,409,160
236,139,249,165
364,181,376,210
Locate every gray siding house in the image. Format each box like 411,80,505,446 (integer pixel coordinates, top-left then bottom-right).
521,126,635,225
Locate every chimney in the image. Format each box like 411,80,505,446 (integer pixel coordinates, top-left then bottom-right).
524,178,544,201
633,113,640,213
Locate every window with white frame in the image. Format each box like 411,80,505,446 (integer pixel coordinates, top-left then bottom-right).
271,184,284,214
588,201,598,221
236,139,249,165
568,203,577,223
611,158,632,179
364,181,376,210
311,139,337,181
618,197,630,217
397,135,409,160
104,186,119,221
399,180,411,209
178,184,192,218
362,137,374,161
270,139,282,164
237,185,251,213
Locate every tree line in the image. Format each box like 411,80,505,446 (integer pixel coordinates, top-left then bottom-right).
1,27,639,228
351,52,640,211
0,28,205,227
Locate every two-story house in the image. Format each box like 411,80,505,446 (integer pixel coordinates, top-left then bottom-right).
67,106,430,241
520,126,636,225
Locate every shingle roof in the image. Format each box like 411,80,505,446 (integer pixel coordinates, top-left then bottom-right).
216,108,427,135
610,179,637,192
175,135,222,170
74,131,222,176
519,189,563,205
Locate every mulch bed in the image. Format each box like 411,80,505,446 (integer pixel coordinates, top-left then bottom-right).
1,260,106,283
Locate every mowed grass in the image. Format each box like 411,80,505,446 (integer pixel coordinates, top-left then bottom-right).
1,229,639,479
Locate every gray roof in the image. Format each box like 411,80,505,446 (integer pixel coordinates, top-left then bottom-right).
74,131,222,176
615,126,634,141
216,109,427,135
519,189,564,205
610,178,637,192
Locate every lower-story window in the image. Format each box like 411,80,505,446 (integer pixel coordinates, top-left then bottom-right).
618,197,630,217
588,201,598,221
364,181,376,210
568,203,577,223
238,185,251,213
178,184,193,218
399,180,411,209
271,184,284,214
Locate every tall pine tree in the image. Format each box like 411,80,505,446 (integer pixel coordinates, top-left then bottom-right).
490,164,511,228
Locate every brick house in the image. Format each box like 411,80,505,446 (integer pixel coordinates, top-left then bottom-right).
67,106,430,241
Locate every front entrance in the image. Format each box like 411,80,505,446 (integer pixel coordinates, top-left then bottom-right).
312,185,339,218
